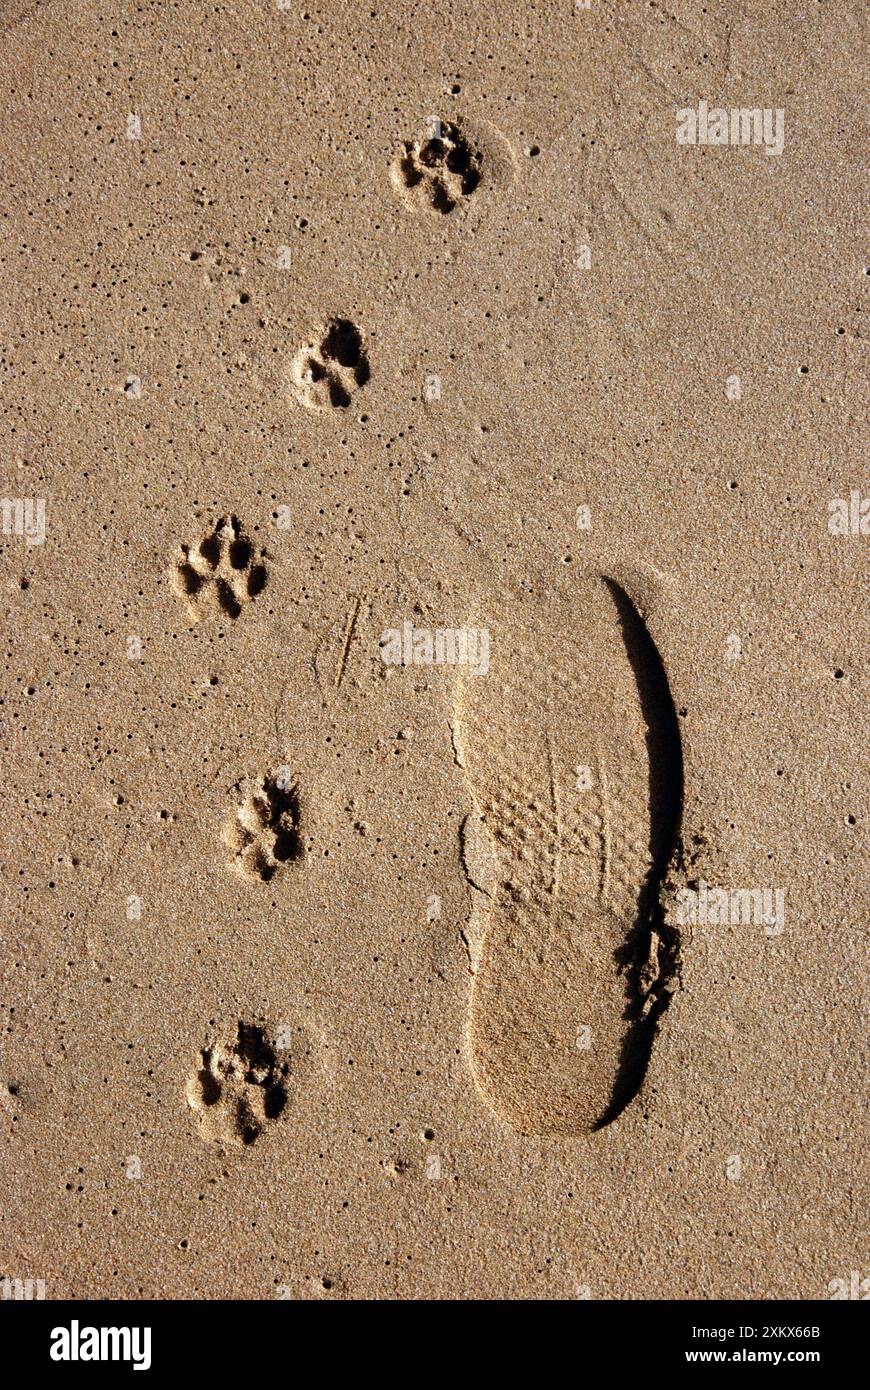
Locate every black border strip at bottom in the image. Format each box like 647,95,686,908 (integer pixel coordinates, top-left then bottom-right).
3,1298,861,1374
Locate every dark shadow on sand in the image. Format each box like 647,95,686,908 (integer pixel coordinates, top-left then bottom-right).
593,579,684,1130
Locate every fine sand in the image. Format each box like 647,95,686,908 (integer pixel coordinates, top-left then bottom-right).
1,0,866,1299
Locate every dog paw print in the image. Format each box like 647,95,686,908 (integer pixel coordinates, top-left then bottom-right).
171,515,267,622
392,120,482,214
223,770,302,882
186,1022,289,1147
289,318,370,411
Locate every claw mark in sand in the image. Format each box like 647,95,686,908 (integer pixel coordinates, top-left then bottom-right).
335,596,362,689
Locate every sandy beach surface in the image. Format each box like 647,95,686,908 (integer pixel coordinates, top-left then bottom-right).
1,0,866,1299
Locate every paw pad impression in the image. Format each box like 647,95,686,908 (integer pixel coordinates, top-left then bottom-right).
392,120,482,214
186,1022,289,1147
223,771,302,882
171,515,267,622
289,318,369,411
